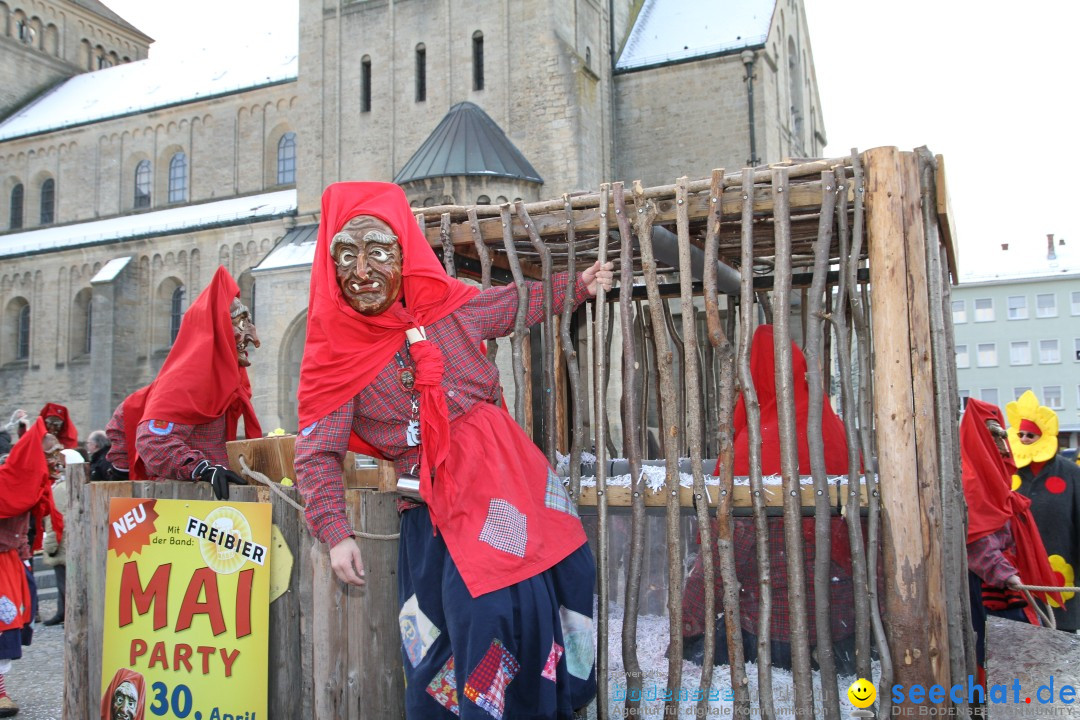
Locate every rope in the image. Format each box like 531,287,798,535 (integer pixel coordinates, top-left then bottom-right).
1013,582,1080,632
237,455,399,541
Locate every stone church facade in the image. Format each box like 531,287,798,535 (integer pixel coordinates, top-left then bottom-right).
0,0,825,438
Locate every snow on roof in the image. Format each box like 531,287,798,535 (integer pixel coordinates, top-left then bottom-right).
91,256,132,284
0,39,297,141
254,223,317,272
0,190,296,259
616,0,773,71
958,236,1078,283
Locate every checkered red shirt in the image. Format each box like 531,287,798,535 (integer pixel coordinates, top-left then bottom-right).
966,523,1017,588
295,273,589,547
135,415,229,482
681,517,855,644
105,403,129,471
0,514,31,560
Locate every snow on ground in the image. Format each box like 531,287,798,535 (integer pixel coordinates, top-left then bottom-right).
589,600,881,718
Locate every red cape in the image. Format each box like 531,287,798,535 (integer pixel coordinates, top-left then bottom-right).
722,324,850,476
39,402,78,449
0,417,50,518
120,266,261,480
961,398,1062,607
100,667,147,720
297,182,477,458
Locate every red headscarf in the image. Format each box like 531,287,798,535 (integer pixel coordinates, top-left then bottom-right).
960,398,1062,606
722,324,850,476
100,667,146,720
119,266,262,480
39,402,78,449
0,417,50,518
297,182,478,468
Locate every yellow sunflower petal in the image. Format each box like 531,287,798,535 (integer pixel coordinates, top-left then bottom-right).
1048,555,1075,608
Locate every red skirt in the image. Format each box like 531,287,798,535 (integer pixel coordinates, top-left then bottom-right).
430,402,587,597
0,549,31,633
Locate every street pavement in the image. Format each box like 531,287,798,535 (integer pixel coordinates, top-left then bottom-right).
6,594,64,720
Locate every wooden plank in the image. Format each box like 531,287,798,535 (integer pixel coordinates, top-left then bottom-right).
864,146,935,693
267,486,303,720
900,152,951,690
297,504,316,720
227,435,387,489
934,154,958,281
349,490,405,719
62,464,90,720
310,539,349,720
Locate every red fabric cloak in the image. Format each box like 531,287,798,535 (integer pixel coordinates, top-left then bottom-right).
99,667,147,720
38,402,78,449
960,398,1062,607
0,417,50,518
119,266,261,480
296,182,478,466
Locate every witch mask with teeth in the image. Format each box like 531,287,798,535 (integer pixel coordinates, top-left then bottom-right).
230,298,260,367
331,215,404,316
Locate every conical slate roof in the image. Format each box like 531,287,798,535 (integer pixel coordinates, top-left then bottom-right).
394,102,542,184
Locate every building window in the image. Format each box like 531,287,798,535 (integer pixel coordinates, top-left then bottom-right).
415,44,426,102
951,299,966,324
17,304,30,360
277,132,297,185
1006,295,1027,320
84,297,93,354
1043,386,1063,410
979,388,999,406
1009,341,1031,366
955,344,969,369
361,56,371,112
10,184,24,229
959,389,970,405
135,160,151,208
1013,386,1031,400
472,31,484,91
170,286,185,344
976,343,997,367
168,152,187,203
974,298,994,322
39,178,55,225
1071,291,1080,316
1075,337,1080,362
1036,293,1057,318
477,195,490,205
1038,339,1060,364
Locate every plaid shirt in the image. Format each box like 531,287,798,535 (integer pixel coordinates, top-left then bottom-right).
681,517,855,644
295,273,589,547
966,523,1017,588
0,514,30,560
105,403,129,471
135,415,229,482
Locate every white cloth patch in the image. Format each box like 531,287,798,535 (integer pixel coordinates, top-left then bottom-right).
478,499,528,558
559,606,595,680
399,593,441,668
0,595,17,625
301,422,317,437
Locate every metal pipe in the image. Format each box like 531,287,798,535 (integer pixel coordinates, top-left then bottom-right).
636,226,742,296
742,49,759,167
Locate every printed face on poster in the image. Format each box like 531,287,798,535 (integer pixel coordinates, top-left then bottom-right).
101,497,271,720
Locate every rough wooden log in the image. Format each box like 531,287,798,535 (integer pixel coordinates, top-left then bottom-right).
805,170,841,720
561,194,585,502
467,207,498,364
771,167,816,718
739,168,775,718
62,464,90,720
633,178,683,718
614,181,645,714
440,211,455,277
500,203,530,429
517,200,558,463
593,183,611,720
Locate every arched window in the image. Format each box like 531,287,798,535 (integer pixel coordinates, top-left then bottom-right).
134,160,151,208
17,304,30,360
415,44,426,102
39,178,54,225
361,56,372,113
72,288,93,357
84,296,93,354
477,195,490,205
787,36,803,143
472,31,484,91
277,132,297,185
170,286,185,344
10,184,24,229
168,152,187,203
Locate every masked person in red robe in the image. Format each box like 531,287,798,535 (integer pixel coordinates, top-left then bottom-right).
294,182,612,719
38,403,78,450
104,266,262,499
100,667,146,720
0,419,61,718
960,398,1062,685
680,324,859,672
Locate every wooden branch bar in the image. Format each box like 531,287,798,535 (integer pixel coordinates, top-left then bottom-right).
592,183,611,720
517,201,558,463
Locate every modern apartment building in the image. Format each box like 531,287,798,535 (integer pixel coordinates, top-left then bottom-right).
953,234,1079,448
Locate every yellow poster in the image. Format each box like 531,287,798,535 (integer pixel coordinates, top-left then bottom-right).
101,497,271,720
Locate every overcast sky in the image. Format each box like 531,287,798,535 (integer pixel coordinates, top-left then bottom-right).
101,0,1078,278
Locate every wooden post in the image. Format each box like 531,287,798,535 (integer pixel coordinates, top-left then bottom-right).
62,464,90,720
864,146,944,693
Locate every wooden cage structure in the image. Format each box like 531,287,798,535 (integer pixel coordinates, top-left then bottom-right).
63,146,971,720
